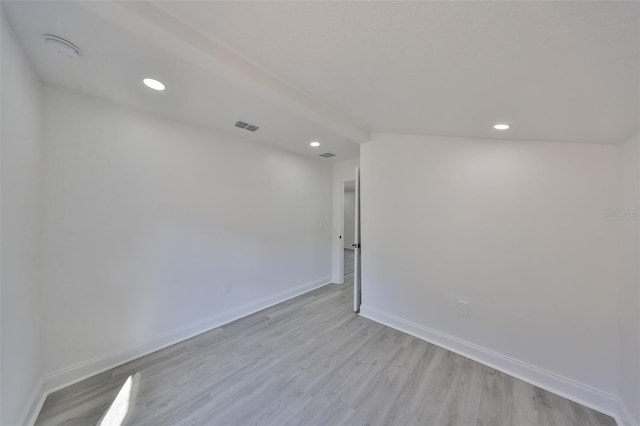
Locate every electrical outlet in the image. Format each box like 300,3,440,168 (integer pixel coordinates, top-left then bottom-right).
223,281,231,295
457,300,470,317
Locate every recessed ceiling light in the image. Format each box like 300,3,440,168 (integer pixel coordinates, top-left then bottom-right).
493,123,510,130
143,78,165,91
310,141,320,147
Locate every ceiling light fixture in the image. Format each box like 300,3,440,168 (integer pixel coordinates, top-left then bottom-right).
143,78,165,91
493,123,510,130
310,141,320,147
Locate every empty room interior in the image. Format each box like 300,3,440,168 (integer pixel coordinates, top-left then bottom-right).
1,1,639,426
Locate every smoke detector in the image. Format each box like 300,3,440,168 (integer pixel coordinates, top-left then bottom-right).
44,34,81,59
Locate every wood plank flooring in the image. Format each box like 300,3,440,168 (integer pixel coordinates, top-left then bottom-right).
344,248,354,279
35,261,615,426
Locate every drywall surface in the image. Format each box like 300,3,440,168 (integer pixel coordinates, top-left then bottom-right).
344,190,356,248
360,133,619,405
0,11,44,426
40,87,332,378
617,132,640,425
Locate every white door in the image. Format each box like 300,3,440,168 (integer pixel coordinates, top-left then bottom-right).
354,167,361,313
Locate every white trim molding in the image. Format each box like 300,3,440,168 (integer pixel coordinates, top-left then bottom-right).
22,277,331,426
360,305,619,420
615,400,639,426
18,378,45,426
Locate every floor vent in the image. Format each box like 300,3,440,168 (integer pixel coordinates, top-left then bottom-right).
235,121,259,132
318,152,336,158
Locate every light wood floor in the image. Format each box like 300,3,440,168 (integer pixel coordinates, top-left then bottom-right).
344,248,354,279
35,261,615,425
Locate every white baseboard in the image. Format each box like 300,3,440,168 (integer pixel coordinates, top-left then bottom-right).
22,276,331,426
615,399,639,426
18,377,45,426
360,305,619,420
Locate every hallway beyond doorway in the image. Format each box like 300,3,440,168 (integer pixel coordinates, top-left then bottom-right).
344,248,354,283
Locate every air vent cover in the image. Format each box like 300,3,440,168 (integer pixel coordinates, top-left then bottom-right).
318,153,336,158
44,34,81,59
235,120,259,132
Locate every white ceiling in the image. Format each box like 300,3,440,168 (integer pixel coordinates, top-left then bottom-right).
4,1,640,152
154,0,639,144
2,1,362,161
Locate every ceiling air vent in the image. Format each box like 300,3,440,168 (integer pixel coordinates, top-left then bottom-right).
43,34,81,59
235,121,260,132
318,152,336,158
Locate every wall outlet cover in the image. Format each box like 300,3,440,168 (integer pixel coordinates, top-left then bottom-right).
457,300,470,317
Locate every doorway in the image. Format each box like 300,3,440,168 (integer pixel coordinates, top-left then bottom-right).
343,180,356,285
335,168,361,313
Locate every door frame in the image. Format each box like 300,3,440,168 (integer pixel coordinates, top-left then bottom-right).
353,167,361,313
333,177,356,284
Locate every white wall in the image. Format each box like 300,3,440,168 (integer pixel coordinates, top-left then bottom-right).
0,11,45,426
343,190,355,248
617,132,640,426
360,133,620,412
39,87,333,381
332,159,359,283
